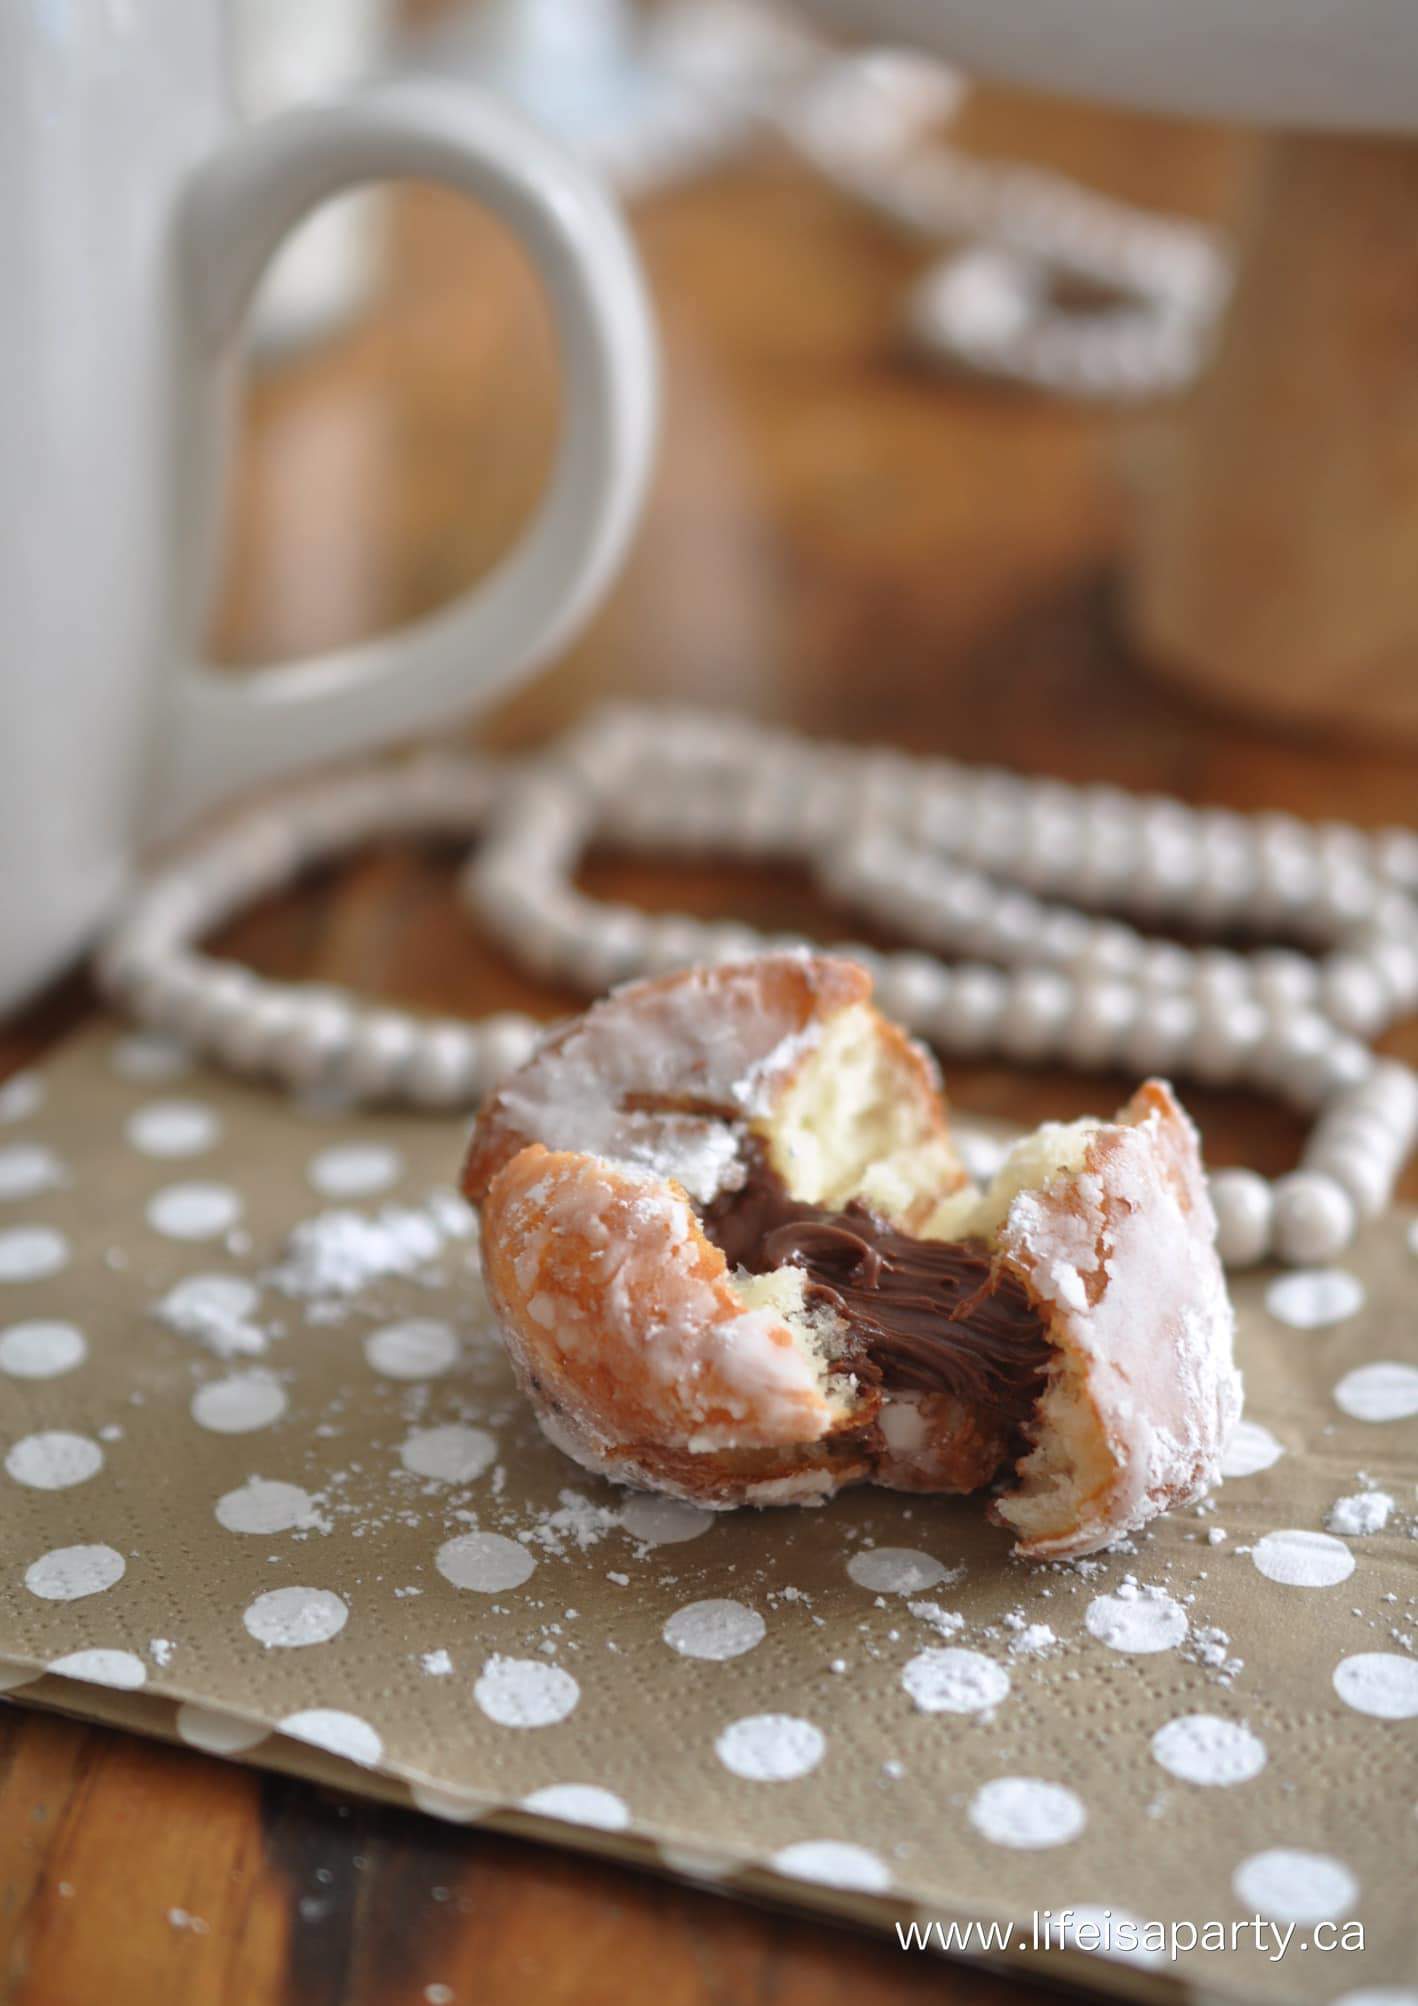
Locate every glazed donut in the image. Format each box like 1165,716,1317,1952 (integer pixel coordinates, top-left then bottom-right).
462,952,1241,1558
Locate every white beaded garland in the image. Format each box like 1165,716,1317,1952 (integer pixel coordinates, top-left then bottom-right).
97,755,541,1111
1209,1169,1273,1269
1270,1173,1358,1267
94,708,1417,1269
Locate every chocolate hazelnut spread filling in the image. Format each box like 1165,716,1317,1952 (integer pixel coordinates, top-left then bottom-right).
702,1143,1050,1428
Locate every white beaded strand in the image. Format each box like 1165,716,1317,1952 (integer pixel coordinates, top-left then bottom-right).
94,704,1417,1270
96,755,543,1106
458,705,1418,1268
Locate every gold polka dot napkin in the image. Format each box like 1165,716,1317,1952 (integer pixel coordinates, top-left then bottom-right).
1,1028,1415,2006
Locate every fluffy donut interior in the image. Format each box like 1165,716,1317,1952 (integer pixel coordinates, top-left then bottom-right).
719,1024,1102,1466
761,1004,964,1223
728,1086,1127,1532
917,1118,1114,1538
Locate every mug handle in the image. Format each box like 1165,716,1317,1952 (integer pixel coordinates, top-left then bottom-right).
151,78,657,840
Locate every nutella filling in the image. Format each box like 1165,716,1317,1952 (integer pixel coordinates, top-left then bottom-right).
703,1142,1050,1428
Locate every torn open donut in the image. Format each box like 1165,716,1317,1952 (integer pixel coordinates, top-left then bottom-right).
461,952,1241,1558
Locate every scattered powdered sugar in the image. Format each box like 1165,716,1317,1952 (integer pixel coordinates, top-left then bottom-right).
157,1274,269,1358
1005,1619,1058,1659
1181,1624,1244,1684
266,1195,476,1321
421,1649,453,1677
524,1490,621,1557
1327,1491,1395,1536
907,1599,965,1640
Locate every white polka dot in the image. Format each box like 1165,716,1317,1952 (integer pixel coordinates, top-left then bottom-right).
0,1143,65,1200
1232,1848,1358,1923
191,1373,287,1434
663,1599,765,1661
1251,1528,1355,1587
1085,1590,1188,1653
1040,1906,1165,1968
147,1183,242,1241
399,1424,496,1484
215,1477,322,1535
5,1431,102,1490
715,1713,824,1782
307,1142,402,1199
410,1782,484,1823
474,1656,580,1728
126,1100,221,1159
1265,1267,1365,1329
0,1226,69,1282
522,1784,630,1831
24,1542,125,1601
619,1495,714,1546
1220,1417,1284,1478
0,1662,39,1693
436,1532,535,1593
1334,1361,1418,1423
969,1777,1086,1849
846,1547,949,1594
0,1320,86,1379
0,1072,43,1122
176,1704,270,1754
243,1586,348,1648
769,1841,892,1893
279,1708,383,1767
1150,1714,1267,1785
47,1648,146,1690
364,1319,458,1380
901,1647,1010,1714
1333,1652,1418,1719
110,1033,190,1083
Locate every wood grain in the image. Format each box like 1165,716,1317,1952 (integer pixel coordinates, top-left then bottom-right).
2,87,1415,2006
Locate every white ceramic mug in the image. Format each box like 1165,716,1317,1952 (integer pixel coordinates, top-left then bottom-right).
0,0,657,1013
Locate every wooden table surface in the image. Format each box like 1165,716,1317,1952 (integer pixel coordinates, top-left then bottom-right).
3,82,1416,2006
